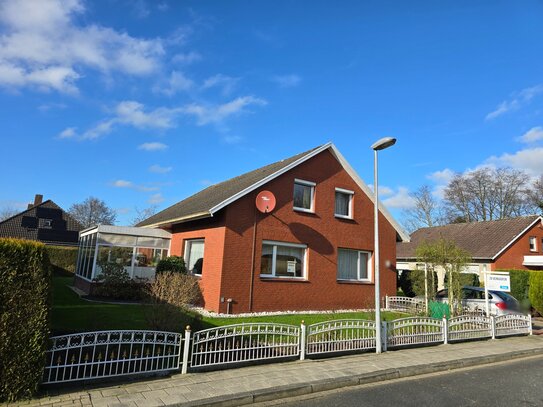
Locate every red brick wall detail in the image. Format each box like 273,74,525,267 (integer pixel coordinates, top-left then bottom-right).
493,219,543,270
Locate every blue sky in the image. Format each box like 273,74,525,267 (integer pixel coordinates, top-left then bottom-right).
1,0,543,227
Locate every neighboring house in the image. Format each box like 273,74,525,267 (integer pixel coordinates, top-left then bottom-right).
397,215,543,289
137,142,409,314
0,194,83,246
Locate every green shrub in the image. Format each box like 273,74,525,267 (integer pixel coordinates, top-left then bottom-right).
45,245,78,275
93,261,145,301
398,269,437,298
156,256,186,274
445,272,480,288
529,272,543,316
0,238,51,402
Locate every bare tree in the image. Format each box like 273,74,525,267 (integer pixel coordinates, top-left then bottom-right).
526,175,543,214
131,205,158,226
68,197,117,228
401,185,444,232
0,206,20,222
444,167,531,222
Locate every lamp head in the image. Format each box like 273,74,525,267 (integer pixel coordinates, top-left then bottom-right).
371,137,396,151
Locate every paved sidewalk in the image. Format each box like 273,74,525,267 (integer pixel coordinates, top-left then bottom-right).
14,335,543,407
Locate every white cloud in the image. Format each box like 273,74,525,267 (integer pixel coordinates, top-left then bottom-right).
183,96,267,125
487,147,543,176
272,74,301,88
57,127,77,139
519,127,543,144
153,71,194,96
138,142,168,151
202,74,239,96
111,179,158,192
427,168,455,184
382,187,416,209
148,193,164,204
149,164,172,173
485,84,543,120
172,51,201,65
0,0,164,93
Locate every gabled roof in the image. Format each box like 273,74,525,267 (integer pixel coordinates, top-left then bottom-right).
397,215,542,260
0,200,83,245
138,142,409,242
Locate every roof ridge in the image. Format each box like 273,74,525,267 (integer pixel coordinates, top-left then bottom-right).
0,199,53,226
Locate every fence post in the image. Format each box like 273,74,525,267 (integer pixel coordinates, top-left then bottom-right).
529,314,533,336
491,316,496,340
181,326,191,374
300,321,306,361
442,316,448,345
385,296,389,310
381,321,388,352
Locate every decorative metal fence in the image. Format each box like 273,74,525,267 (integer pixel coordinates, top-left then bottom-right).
305,319,376,356
495,314,532,337
448,315,492,342
43,330,183,384
385,296,425,313
190,323,300,368
386,317,444,349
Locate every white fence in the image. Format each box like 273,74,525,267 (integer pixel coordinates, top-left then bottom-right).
43,314,532,385
190,323,300,368
43,330,183,384
385,296,425,313
305,319,376,357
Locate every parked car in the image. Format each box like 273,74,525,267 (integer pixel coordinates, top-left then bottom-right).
435,286,520,316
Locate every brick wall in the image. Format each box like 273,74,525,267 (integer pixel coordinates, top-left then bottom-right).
494,218,543,270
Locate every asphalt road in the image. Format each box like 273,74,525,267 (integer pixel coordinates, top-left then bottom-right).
278,355,543,407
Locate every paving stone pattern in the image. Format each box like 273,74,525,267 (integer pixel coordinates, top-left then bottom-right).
9,335,543,407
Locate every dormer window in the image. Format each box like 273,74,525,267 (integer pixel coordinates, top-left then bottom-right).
293,179,315,213
335,188,354,219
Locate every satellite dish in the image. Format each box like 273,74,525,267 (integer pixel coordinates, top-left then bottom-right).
256,190,276,213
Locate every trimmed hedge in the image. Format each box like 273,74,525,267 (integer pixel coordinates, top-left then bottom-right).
156,256,186,274
0,238,51,402
529,272,543,316
45,245,78,275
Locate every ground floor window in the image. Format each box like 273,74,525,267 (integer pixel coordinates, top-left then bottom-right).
337,248,372,282
260,240,307,278
185,239,204,275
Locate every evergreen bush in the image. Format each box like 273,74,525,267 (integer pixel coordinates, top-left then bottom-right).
529,272,543,316
45,245,78,275
0,238,51,402
156,256,186,274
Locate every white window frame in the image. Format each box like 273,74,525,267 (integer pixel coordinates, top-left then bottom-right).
529,236,537,252
293,179,316,213
184,239,205,276
260,240,308,279
337,248,372,282
334,188,354,219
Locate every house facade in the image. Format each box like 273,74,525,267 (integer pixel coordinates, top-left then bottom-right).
0,194,83,246
397,215,543,289
139,143,408,314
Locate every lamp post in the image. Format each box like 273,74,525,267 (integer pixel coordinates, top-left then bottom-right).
371,136,396,354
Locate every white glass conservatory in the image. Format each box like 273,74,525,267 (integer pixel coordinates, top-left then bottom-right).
75,225,171,283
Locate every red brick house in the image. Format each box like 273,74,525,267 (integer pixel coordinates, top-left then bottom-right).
397,215,543,288
138,143,409,314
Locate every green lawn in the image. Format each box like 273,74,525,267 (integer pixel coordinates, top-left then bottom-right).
51,275,407,335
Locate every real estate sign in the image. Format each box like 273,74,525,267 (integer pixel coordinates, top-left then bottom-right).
485,273,511,292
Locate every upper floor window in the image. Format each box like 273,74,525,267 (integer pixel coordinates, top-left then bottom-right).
261,240,307,279
337,248,371,282
185,239,204,275
293,179,315,213
335,188,354,219
529,236,537,252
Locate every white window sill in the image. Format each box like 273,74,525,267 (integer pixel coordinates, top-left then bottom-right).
260,275,308,281
334,214,353,220
337,278,372,284
293,207,314,214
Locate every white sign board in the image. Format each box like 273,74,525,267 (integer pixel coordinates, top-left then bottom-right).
287,260,297,274
485,273,511,292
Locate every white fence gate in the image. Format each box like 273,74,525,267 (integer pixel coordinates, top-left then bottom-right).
305,319,376,357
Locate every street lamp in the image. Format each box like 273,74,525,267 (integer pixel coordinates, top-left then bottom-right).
371,136,396,354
